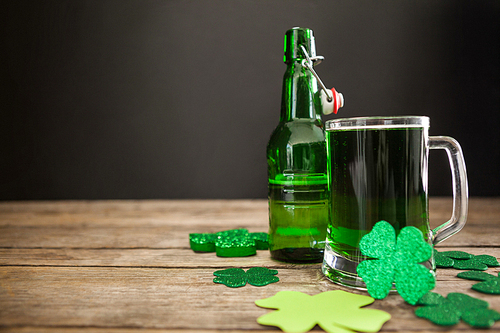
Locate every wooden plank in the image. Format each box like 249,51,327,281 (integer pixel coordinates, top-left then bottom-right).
0,226,269,249
0,200,267,213
0,219,498,248
0,198,498,249
0,248,275,268
0,198,498,227
0,247,499,269
0,200,269,227
2,266,500,331
2,330,498,333
0,199,499,249
0,329,284,333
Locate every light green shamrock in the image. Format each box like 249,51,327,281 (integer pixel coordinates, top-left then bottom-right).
356,221,435,305
255,290,391,333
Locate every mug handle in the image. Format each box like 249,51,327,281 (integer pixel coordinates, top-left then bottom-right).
429,136,469,245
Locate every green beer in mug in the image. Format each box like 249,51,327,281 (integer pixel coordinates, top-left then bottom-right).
322,116,468,288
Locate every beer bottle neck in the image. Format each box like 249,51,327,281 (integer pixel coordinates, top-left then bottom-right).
280,27,320,122
280,61,320,122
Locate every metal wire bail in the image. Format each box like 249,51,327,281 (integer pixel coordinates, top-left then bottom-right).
299,45,333,102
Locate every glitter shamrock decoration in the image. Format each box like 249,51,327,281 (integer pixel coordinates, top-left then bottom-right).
255,290,391,333
215,229,256,257
415,292,500,328
453,254,500,270
457,270,500,294
434,249,472,267
189,233,217,252
251,232,269,250
356,221,435,305
189,229,269,257
213,267,278,288
434,249,499,270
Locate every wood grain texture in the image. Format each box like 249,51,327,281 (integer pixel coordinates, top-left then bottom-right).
1,198,499,248
0,198,499,332
0,247,499,269
2,266,500,331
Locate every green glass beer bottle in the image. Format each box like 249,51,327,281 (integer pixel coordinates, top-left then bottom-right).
267,27,329,263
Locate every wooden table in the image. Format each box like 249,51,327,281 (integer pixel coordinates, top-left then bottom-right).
1,198,499,332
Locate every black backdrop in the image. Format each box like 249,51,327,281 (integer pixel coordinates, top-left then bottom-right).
1,0,499,200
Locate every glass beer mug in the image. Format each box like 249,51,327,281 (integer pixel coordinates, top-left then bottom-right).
322,116,468,288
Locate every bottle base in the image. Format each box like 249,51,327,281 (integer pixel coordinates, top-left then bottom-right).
270,248,323,263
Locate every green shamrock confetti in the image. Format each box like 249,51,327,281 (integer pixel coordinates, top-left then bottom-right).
213,267,279,288
216,228,249,240
454,255,500,270
189,233,217,252
215,229,256,257
476,254,500,266
255,290,391,333
457,270,500,294
250,232,269,250
434,249,499,270
189,229,269,257
454,258,490,270
356,221,435,305
434,250,472,268
415,292,500,328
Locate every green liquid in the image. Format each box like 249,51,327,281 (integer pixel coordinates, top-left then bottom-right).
268,174,328,263
325,127,430,262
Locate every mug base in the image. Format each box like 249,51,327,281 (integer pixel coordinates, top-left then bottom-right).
322,242,432,292
322,245,367,289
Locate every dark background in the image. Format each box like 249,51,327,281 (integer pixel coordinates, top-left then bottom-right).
1,0,499,200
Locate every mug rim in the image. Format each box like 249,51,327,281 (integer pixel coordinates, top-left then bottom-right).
326,115,430,131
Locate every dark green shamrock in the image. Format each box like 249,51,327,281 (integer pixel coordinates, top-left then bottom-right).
453,254,500,270
434,250,472,268
415,292,500,328
250,232,269,250
434,249,499,270
457,270,500,294
356,221,435,305
213,267,279,288
189,229,269,257
215,229,256,257
189,233,217,252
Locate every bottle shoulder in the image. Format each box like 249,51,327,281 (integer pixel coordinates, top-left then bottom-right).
268,120,325,145
267,119,327,175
